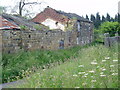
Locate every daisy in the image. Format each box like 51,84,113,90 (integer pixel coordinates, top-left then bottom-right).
100,75,106,77
105,57,110,60
73,74,78,77
113,60,118,62
91,80,96,83
89,70,95,73
91,62,98,65
78,65,84,67
102,60,106,62
110,65,114,67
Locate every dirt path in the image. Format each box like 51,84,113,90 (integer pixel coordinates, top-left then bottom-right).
0,79,28,88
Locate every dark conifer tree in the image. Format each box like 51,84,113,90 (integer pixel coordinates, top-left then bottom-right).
110,17,114,22
90,14,95,22
102,15,106,22
95,12,101,28
118,13,120,23
115,14,118,22
106,13,111,22
86,14,89,20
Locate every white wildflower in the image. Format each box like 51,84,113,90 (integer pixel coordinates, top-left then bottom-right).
102,68,106,71
100,75,106,77
75,87,80,88
91,62,98,65
110,70,115,72
91,80,96,83
105,57,110,60
113,60,118,62
89,70,95,73
112,73,118,76
84,73,88,76
110,65,114,67
82,75,87,78
78,65,84,67
91,76,94,78
78,72,85,74
73,74,78,77
102,60,106,62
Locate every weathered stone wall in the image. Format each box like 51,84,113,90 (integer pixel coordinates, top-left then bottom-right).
76,21,94,46
104,36,120,47
0,31,2,53
1,27,93,53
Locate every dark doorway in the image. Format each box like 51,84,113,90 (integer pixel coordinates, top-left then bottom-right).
59,39,64,49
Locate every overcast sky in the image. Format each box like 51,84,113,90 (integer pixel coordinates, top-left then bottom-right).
0,0,119,18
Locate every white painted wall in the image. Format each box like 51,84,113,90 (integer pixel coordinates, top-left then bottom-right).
41,18,65,31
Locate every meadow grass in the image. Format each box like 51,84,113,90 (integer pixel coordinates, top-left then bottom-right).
2,45,84,83
0,52,2,84
8,44,118,88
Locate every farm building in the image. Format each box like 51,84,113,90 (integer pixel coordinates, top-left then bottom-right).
1,7,94,53
32,6,93,31
32,6,94,45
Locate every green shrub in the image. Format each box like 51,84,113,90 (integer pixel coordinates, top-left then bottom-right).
99,22,119,37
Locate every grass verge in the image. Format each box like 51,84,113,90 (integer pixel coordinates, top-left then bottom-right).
8,44,118,88
2,45,86,83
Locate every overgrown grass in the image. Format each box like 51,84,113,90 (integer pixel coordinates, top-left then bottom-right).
0,52,2,84
2,45,86,84
8,44,118,88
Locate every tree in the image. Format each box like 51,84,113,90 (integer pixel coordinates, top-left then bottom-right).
0,6,6,14
118,13,120,23
110,17,114,22
101,15,106,22
99,22,119,36
19,0,41,16
106,13,111,22
90,14,95,22
86,14,89,20
95,12,101,28
114,14,118,22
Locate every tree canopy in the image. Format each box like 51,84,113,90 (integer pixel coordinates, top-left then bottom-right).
99,22,120,36
86,13,119,29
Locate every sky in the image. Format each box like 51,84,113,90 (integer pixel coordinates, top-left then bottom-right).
0,0,119,18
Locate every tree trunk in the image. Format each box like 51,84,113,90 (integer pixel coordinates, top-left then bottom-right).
19,0,25,16
19,1,22,16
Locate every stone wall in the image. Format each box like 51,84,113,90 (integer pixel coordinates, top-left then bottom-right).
1,28,93,53
104,36,120,47
78,21,94,45
0,31,2,53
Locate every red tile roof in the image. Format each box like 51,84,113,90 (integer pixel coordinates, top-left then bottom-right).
0,16,20,30
32,7,70,24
